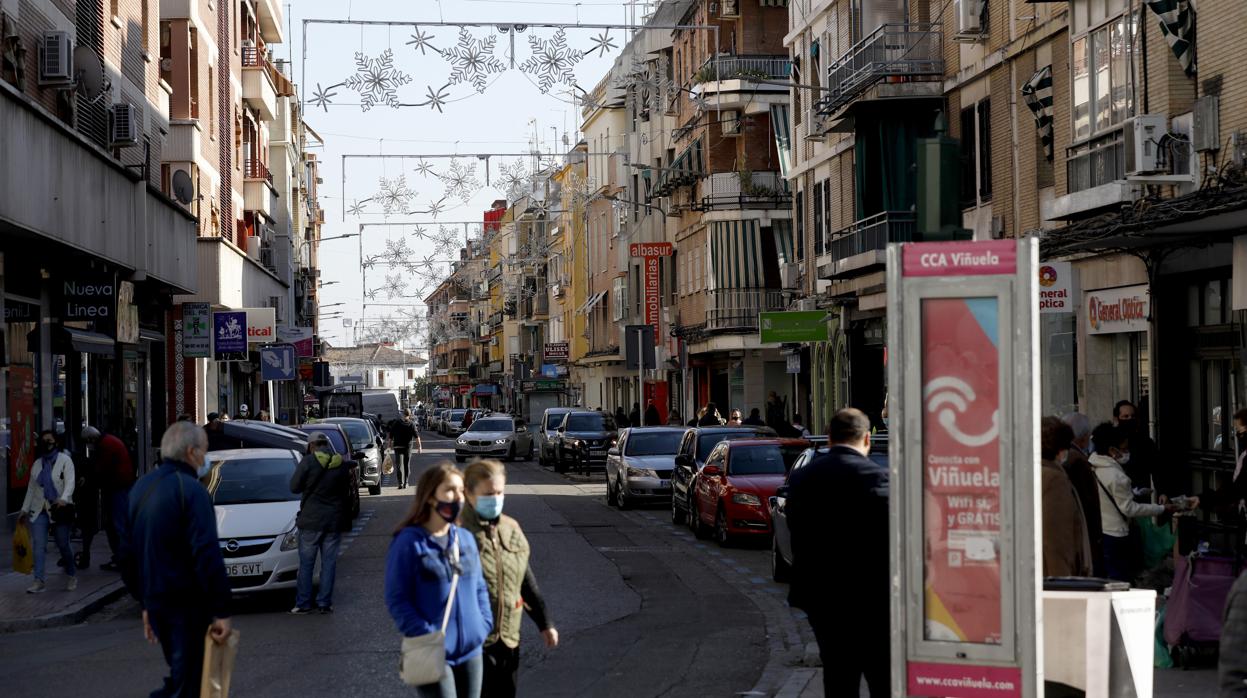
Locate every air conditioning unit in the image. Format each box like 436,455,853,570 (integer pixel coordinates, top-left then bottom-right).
551,284,565,298
39,31,74,86
721,110,741,136
269,296,284,322
955,0,986,40
1125,114,1168,176
109,102,140,147
718,0,740,18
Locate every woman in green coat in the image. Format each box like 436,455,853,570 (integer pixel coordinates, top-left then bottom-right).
460,459,558,698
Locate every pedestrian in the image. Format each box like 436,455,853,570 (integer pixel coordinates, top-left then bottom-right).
742,408,766,427
81,426,135,571
1219,569,1247,697
614,406,631,429
386,463,493,698
697,402,723,427
644,401,662,426
1061,412,1105,576
791,414,811,438
667,408,683,426
786,409,889,696
203,412,235,451
1113,399,1169,497
1039,418,1093,577
460,460,558,697
289,433,355,615
256,409,270,422
765,391,785,428
726,409,742,426
1088,422,1177,582
117,421,231,697
235,403,249,420
463,409,475,430
389,410,419,490
18,430,78,593
629,402,641,430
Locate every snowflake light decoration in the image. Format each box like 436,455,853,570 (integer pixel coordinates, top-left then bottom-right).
344,50,412,111
432,226,461,257
587,30,618,58
406,28,438,55
498,160,530,202
310,83,337,112
346,200,367,216
519,29,584,94
376,175,415,214
423,198,448,219
439,160,481,203
414,159,435,178
382,237,415,265
441,28,506,94
380,273,407,299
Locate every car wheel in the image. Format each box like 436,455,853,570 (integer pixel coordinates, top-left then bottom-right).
771,537,792,583
368,484,382,496
692,499,711,539
605,478,616,507
616,479,631,510
686,494,700,533
526,442,534,460
715,507,731,547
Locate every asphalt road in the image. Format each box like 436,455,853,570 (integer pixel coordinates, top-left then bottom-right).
0,434,815,697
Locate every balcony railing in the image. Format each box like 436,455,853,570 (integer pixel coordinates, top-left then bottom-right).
1066,129,1126,194
701,171,790,210
827,210,916,261
695,55,792,84
242,46,263,68
245,158,272,184
705,288,787,332
818,23,943,116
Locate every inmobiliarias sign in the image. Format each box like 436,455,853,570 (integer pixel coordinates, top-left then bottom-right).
1085,284,1149,335
921,297,1003,646
631,242,672,347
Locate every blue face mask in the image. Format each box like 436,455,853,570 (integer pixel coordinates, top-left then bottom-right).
474,495,505,520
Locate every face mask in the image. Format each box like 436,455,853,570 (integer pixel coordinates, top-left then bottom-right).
474,495,505,520
1116,452,1132,466
882,417,889,430
435,499,462,523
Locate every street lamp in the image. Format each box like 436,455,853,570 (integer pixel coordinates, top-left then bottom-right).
319,233,359,242
320,302,346,310
319,280,340,287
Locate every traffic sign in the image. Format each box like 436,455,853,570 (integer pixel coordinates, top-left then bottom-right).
260,344,296,381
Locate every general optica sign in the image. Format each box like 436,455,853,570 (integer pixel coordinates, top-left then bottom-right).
1085,284,1149,335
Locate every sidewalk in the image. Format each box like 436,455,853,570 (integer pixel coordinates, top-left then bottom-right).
775,665,1219,697
0,527,127,634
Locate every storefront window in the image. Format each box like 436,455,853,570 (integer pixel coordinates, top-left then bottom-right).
1041,314,1077,417
1111,332,1149,409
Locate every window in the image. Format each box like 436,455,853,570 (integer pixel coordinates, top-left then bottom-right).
1071,8,1136,142
795,191,805,262
612,277,628,322
960,100,992,207
823,180,832,243
813,183,824,255
631,264,641,319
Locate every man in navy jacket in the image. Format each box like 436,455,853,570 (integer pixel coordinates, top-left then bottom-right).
787,408,890,697
119,421,231,697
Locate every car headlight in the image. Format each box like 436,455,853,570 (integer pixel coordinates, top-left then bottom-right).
571,439,584,448
279,527,300,551
626,466,658,479
732,492,762,507
457,439,468,445
494,438,509,444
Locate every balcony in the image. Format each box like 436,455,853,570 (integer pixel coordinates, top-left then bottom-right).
816,23,943,119
705,288,787,333
242,48,278,122
700,171,790,211
817,211,916,279
254,0,285,43
693,55,792,112
243,158,273,219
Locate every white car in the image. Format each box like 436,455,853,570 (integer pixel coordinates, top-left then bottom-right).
455,416,533,462
205,448,310,593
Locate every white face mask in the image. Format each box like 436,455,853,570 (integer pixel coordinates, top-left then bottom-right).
1115,452,1132,466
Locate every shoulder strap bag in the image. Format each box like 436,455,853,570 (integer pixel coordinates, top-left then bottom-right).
400,531,461,686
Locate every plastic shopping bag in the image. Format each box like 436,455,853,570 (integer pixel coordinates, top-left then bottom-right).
382,450,395,476
1139,516,1176,570
12,519,33,575
200,628,240,698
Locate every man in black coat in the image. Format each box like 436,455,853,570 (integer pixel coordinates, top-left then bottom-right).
787,408,890,696
387,411,419,490
289,433,355,614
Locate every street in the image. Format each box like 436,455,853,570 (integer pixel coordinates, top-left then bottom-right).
0,434,816,697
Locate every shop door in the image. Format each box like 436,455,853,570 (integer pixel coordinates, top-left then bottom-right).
122,349,149,473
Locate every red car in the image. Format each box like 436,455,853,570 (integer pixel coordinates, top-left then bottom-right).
691,438,809,546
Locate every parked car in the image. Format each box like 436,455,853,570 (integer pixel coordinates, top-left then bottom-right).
455,416,533,462
670,426,776,527
297,423,363,517
320,417,383,496
537,407,586,466
551,411,618,473
203,448,308,593
210,419,307,452
442,409,469,436
605,426,687,508
769,439,888,581
691,439,809,546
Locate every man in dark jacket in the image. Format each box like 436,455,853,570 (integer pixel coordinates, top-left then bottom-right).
1062,412,1104,576
289,433,354,614
742,408,766,427
118,421,231,698
82,425,135,571
787,408,889,696
387,411,418,489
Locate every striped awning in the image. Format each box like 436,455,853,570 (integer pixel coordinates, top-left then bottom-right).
576,290,608,314
710,220,765,290
1146,0,1196,76
1021,65,1054,161
770,104,793,179
771,220,794,264
655,139,703,196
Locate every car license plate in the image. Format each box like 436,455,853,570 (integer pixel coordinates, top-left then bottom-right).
226,562,262,577
591,449,606,456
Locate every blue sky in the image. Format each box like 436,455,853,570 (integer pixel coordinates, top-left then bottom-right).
288,0,646,346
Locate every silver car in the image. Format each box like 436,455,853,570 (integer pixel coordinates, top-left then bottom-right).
605,426,687,509
537,407,587,466
455,416,534,462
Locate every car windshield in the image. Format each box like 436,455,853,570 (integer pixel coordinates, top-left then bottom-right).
207,457,300,504
728,445,797,476
449,410,466,421
333,421,371,450
469,419,513,432
696,431,762,462
545,412,572,430
626,431,684,456
565,413,612,431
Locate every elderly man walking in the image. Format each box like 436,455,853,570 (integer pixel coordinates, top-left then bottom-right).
81,426,135,571
119,421,231,698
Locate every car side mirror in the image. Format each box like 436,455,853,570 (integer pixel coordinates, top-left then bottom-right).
353,451,366,460
674,454,690,467
365,443,376,450
702,464,722,477
776,485,789,499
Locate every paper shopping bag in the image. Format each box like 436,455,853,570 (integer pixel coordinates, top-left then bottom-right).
12,519,33,575
200,628,240,698
383,450,395,476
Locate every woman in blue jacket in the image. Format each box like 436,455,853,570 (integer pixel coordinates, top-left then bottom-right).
386,463,493,698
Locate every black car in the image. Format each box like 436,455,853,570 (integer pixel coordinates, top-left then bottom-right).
670,426,776,527
551,411,618,473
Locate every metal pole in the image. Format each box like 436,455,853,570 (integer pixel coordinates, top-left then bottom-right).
266,381,276,423
637,327,643,417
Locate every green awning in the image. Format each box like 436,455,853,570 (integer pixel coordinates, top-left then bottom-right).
771,220,794,264
711,220,765,289
770,104,792,179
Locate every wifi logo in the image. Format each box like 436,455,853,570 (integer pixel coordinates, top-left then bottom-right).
923,376,999,448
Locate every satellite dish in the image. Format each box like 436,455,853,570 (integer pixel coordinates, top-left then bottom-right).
171,169,195,204
73,45,108,102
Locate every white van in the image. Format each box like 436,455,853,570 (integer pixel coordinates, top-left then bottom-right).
361,391,401,423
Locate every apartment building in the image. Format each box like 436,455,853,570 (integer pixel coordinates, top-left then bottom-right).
1,0,198,504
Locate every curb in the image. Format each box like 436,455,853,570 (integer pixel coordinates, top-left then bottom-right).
0,580,128,634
